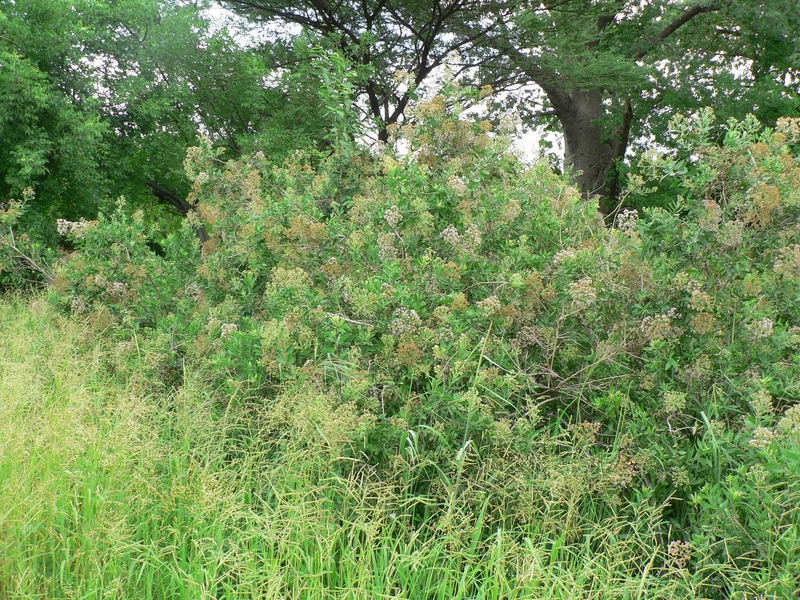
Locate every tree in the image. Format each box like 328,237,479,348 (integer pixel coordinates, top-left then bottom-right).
473,2,726,211
481,1,800,212
222,0,518,142
0,0,113,220
99,1,332,217
0,0,331,225
221,0,800,213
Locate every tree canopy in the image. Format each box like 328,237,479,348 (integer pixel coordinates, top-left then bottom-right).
222,0,800,211
1,0,798,222
0,0,330,227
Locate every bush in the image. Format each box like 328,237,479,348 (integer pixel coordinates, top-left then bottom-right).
17,92,800,596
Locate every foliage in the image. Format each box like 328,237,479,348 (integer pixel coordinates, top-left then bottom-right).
0,188,56,288
221,0,800,209
222,0,501,139
0,0,113,216
0,298,738,597
100,2,332,204
0,0,334,290
8,78,795,597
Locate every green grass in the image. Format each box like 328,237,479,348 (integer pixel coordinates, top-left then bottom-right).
0,296,790,599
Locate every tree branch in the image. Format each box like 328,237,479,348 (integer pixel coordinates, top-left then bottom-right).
223,0,330,30
146,181,209,243
633,4,720,59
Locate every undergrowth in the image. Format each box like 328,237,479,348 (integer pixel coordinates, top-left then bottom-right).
1,88,799,598
2,296,796,599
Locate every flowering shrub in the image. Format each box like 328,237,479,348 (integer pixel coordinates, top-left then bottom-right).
26,97,800,595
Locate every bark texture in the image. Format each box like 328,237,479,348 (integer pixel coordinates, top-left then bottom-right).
543,88,632,216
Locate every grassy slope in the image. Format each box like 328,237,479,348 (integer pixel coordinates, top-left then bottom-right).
0,297,775,599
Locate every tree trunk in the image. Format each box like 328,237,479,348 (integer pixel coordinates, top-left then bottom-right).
544,87,631,217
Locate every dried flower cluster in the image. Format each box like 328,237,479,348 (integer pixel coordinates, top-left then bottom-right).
568,277,596,311
389,308,422,336
747,318,774,340
56,219,95,238
667,540,694,570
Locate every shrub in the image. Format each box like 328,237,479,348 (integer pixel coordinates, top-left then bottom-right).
21,93,800,596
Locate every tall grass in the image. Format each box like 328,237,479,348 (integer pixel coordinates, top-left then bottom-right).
0,297,786,598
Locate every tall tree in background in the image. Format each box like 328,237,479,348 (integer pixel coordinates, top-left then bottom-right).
0,0,329,223
222,0,800,212
2,0,797,217
0,0,113,220
480,1,800,211
222,0,518,142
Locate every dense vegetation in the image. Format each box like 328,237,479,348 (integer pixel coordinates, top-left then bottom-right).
1,0,800,598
